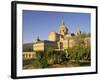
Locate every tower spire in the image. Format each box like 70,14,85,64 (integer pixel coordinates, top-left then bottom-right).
59,20,68,35
61,20,65,27
37,35,40,41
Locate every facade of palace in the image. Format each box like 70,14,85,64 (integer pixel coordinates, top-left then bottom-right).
23,20,90,59
33,40,57,51
33,20,87,51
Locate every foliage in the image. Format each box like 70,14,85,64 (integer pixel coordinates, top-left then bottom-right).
81,32,90,38
23,47,33,52
67,46,91,61
46,50,67,64
35,51,48,68
67,32,91,62
32,59,43,68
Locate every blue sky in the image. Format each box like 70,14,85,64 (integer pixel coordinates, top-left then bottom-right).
22,10,90,43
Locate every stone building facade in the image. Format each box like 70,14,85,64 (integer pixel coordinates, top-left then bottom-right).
23,52,36,60
33,40,57,51
23,20,90,59
33,20,90,51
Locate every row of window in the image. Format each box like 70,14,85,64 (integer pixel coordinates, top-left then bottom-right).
23,53,36,59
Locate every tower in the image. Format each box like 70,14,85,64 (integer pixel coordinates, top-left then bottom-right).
76,27,81,36
48,32,59,41
59,20,68,36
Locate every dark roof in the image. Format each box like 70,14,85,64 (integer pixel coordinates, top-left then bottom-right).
34,40,56,44
71,33,75,36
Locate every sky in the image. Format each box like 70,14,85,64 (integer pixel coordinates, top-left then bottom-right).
22,10,90,43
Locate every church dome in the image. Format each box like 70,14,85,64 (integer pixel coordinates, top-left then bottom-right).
59,20,68,35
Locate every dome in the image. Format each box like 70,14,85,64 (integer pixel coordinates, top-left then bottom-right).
59,20,68,34
60,20,68,30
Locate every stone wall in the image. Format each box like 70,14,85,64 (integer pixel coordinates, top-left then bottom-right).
23,52,36,60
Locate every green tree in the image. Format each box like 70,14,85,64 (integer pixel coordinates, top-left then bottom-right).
67,46,90,62
23,47,33,52
35,51,48,68
46,50,67,64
